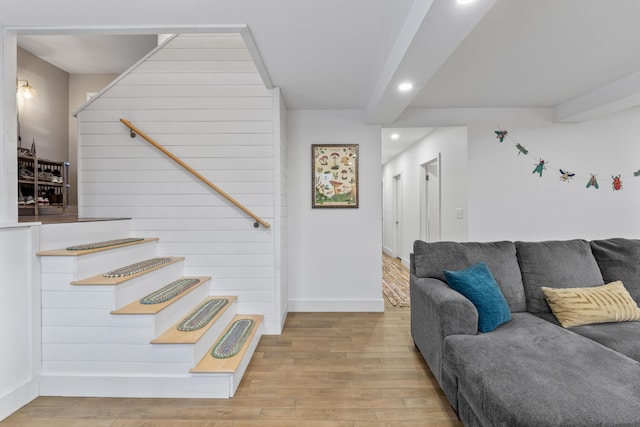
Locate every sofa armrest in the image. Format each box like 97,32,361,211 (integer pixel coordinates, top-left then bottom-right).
410,274,478,385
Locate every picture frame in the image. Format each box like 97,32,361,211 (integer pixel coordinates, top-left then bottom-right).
312,144,359,208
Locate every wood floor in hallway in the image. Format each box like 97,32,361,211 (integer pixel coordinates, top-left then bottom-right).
1,299,461,427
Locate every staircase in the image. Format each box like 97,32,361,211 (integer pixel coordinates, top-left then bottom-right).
37,221,263,398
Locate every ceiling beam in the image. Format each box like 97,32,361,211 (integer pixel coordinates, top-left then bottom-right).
554,71,640,123
365,0,497,125
365,0,434,124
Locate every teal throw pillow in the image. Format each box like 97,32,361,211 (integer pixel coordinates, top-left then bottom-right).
444,262,512,333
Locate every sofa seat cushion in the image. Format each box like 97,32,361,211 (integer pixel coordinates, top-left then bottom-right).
591,238,640,304
537,312,640,363
516,239,604,314
571,322,640,364
443,313,640,427
413,240,526,312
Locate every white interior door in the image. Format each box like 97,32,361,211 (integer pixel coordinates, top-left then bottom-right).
420,156,441,242
392,174,402,258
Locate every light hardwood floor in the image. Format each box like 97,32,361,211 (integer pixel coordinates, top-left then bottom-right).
2,299,461,427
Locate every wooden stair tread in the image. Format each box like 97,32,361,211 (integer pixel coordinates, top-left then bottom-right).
151,296,237,344
111,277,211,315
71,256,184,286
37,237,159,256
190,314,263,374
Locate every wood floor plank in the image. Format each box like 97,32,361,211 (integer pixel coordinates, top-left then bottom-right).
2,299,461,426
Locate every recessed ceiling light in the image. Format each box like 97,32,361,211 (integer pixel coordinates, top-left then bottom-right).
457,0,476,4
398,82,413,92
391,133,400,140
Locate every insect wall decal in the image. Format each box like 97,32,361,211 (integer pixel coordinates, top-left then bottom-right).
612,175,623,191
490,128,638,191
495,130,508,142
559,169,575,182
532,159,547,177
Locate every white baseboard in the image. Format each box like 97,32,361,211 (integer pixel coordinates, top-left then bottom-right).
0,377,39,422
288,298,384,312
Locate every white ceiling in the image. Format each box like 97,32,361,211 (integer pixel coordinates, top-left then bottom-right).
18,35,158,74
13,0,640,163
381,128,433,164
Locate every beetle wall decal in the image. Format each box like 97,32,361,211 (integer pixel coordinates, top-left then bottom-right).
612,175,623,191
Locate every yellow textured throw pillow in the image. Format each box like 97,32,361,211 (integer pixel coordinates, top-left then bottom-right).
541,281,640,328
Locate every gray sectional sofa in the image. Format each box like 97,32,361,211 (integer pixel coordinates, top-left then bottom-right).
410,238,640,427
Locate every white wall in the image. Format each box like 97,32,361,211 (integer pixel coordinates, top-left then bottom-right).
396,107,640,242
68,73,119,207
468,108,640,241
17,48,69,163
0,225,40,421
288,109,383,312
76,34,284,333
382,126,468,265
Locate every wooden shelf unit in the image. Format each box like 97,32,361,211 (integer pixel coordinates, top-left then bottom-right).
18,153,70,216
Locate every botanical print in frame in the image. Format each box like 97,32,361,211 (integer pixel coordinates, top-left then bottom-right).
312,144,359,208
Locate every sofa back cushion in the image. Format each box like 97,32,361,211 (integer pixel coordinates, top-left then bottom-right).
516,239,604,314
590,238,640,304
413,240,526,312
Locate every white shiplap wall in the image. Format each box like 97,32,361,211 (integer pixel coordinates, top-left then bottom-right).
76,34,284,333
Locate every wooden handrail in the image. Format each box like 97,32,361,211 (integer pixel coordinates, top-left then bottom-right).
120,118,270,229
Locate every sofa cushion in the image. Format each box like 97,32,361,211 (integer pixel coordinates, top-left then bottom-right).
569,321,640,364
413,240,526,312
443,313,640,427
537,311,640,363
515,239,604,314
444,262,511,332
590,238,640,305
542,281,640,328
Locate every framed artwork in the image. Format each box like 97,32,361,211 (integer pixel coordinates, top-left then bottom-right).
312,144,359,208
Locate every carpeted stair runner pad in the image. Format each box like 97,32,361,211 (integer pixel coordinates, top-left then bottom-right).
103,257,173,278
66,237,145,251
139,278,201,305
211,319,255,359
177,298,229,331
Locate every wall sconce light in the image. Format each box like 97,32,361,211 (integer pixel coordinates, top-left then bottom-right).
17,79,37,99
